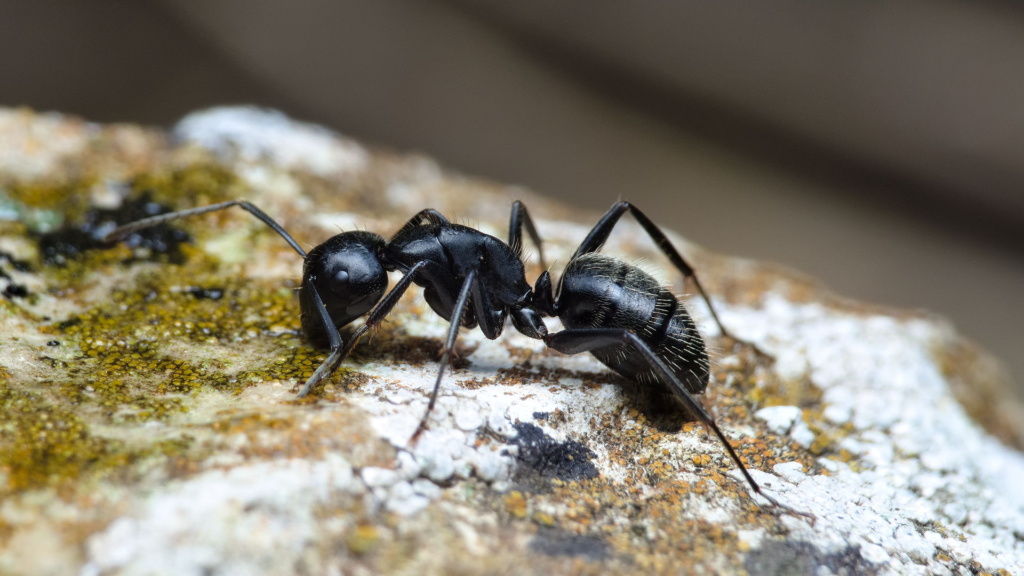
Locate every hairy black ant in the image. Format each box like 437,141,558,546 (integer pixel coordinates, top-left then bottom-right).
103,199,812,520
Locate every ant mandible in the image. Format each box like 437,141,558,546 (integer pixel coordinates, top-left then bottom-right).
103,198,812,520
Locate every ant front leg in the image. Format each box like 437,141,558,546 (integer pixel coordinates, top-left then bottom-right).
297,283,346,397
297,261,429,397
508,201,547,270
411,269,478,442
575,202,745,345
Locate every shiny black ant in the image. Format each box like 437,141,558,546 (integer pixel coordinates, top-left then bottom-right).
104,199,811,520
103,199,550,426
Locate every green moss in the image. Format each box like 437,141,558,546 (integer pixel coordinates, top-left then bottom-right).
0,161,327,493
1,182,88,233
129,162,242,207
46,254,324,409
3,162,241,235
0,264,320,491
34,176,313,404
0,368,193,492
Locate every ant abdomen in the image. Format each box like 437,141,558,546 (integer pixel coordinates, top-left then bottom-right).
557,253,710,396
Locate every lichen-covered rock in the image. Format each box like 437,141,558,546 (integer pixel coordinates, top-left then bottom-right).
0,106,1021,575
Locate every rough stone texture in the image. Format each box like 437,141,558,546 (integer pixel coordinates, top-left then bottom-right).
0,106,1022,575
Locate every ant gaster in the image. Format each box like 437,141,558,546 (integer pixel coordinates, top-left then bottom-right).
104,199,812,520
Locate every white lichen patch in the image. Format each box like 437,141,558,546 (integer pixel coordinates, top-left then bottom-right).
174,107,369,177
80,455,359,576
719,294,1024,573
0,109,93,182
754,405,815,447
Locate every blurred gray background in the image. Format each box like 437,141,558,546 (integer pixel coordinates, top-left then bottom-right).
3,0,1022,394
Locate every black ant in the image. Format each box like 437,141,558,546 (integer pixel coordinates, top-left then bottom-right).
103,199,812,520
103,199,550,426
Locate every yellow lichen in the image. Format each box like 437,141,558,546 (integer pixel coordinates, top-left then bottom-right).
0,376,190,493
505,491,528,519
345,524,381,555
0,164,321,494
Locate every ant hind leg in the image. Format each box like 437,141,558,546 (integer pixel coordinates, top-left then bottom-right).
573,201,744,344
544,327,813,523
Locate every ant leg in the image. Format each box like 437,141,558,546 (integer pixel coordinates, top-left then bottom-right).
297,261,429,397
508,200,547,270
296,283,346,397
573,201,736,342
411,269,478,442
101,199,307,258
394,208,450,237
544,327,814,522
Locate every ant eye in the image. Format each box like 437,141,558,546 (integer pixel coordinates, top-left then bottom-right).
325,256,384,298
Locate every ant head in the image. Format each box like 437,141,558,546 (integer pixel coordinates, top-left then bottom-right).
299,231,388,348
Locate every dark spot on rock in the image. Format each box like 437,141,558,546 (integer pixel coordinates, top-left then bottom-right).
529,528,609,561
3,282,29,299
185,286,225,300
532,411,549,420
56,318,81,330
36,194,190,266
611,374,700,432
745,541,880,576
509,422,598,483
0,251,32,273
0,251,32,299
40,356,68,369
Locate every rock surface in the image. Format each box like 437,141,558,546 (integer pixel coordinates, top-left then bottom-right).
0,106,1022,575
